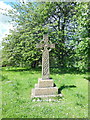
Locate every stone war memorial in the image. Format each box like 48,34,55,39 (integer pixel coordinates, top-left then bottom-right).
31,34,61,98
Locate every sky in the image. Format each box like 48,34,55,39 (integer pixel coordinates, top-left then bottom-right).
0,0,12,47
0,0,29,49
0,0,13,49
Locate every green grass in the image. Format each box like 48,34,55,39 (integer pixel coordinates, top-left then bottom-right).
1,67,88,118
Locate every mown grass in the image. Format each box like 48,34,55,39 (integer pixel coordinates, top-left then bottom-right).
1,67,88,118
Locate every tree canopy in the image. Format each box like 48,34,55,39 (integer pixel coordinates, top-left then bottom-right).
2,2,89,72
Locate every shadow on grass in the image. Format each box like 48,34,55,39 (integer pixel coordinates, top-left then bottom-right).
2,67,86,75
58,85,77,94
2,67,41,72
50,67,86,75
84,77,90,82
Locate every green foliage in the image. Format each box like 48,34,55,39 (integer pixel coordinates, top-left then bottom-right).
2,2,89,71
73,3,89,72
2,67,88,118
75,38,88,71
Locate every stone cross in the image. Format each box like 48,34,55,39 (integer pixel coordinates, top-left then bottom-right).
36,34,55,80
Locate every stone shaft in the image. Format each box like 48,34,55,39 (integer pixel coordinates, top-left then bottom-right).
36,34,55,80
42,48,49,79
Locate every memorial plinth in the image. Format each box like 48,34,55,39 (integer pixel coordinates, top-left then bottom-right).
31,78,58,98
31,34,59,98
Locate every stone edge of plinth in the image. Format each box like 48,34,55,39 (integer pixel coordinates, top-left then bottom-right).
38,78,53,81
31,94,62,98
31,88,35,98
34,86,58,89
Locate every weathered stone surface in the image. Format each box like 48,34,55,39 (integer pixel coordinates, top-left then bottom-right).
31,78,58,98
36,34,55,80
31,34,59,98
31,87,58,97
38,78,54,88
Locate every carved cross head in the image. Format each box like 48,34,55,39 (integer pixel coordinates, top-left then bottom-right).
36,34,55,51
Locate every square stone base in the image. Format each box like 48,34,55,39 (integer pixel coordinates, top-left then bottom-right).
31,78,58,98
38,78,54,88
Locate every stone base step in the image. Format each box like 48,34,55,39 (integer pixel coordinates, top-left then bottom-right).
38,78,54,88
31,87,58,97
31,78,59,98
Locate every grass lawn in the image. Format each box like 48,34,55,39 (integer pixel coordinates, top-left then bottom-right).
1,67,88,118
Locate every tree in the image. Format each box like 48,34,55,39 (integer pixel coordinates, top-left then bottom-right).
2,2,88,71
2,2,41,68
73,2,89,71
